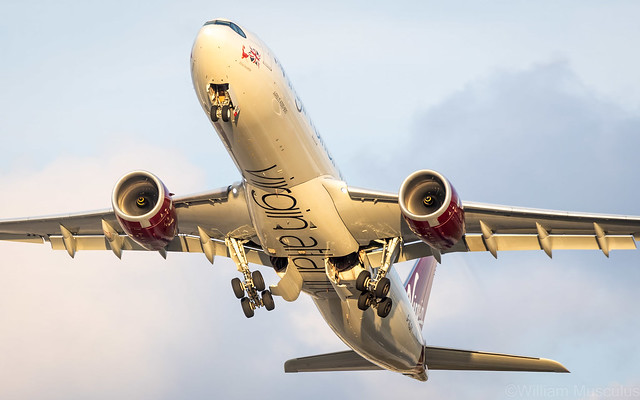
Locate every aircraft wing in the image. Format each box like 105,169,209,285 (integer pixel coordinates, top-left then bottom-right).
0,184,270,265
3,182,639,263
344,187,640,260
462,201,640,258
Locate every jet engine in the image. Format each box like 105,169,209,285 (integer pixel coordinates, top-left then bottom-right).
398,170,465,250
112,171,177,250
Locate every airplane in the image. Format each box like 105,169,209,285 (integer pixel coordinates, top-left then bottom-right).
1,18,639,382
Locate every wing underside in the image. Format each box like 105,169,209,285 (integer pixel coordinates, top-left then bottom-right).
344,187,640,260
0,184,269,265
1,184,639,264
463,201,640,258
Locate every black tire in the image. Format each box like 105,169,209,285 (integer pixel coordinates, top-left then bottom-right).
377,297,393,318
240,297,254,318
355,270,371,292
252,270,266,291
262,290,275,311
374,277,391,298
210,105,219,122
221,105,230,122
357,291,373,311
231,277,244,299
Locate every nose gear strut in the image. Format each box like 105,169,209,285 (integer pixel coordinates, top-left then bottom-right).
225,237,275,318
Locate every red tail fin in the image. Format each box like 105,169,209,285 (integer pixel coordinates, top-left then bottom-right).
404,257,437,330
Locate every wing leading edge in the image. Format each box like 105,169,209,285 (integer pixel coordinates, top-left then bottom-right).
342,187,640,260
463,201,640,258
2,183,639,262
0,183,270,264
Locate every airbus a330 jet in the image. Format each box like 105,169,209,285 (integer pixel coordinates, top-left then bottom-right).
2,19,639,381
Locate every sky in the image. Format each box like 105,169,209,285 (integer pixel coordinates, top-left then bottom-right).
1,1,640,399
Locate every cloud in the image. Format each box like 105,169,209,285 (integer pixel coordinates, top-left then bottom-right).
406,61,640,210
345,60,640,210
0,142,207,217
0,147,219,399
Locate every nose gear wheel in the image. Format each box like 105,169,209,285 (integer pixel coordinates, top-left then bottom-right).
208,83,237,124
210,105,219,122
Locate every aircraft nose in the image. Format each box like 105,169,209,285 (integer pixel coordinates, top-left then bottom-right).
190,23,236,111
190,23,234,86
193,23,223,56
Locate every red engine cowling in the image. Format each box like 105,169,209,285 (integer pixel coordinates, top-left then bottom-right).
398,170,465,250
112,171,177,251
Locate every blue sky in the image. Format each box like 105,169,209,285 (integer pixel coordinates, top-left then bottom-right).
1,1,639,399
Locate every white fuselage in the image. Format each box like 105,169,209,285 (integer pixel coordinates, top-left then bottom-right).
190,21,426,380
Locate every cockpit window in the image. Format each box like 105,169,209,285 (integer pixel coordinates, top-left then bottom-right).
204,20,247,38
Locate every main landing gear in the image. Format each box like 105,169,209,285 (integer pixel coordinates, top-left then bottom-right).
226,237,275,318
355,237,402,318
208,83,237,123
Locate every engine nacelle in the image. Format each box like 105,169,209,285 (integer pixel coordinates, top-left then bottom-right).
112,171,177,251
398,170,465,250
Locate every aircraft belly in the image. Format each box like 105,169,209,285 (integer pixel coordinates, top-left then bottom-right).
196,41,361,293
245,177,359,260
313,268,425,374
204,50,339,186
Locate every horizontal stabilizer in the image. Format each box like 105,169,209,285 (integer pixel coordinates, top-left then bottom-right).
284,350,381,373
425,346,569,372
284,347,568,374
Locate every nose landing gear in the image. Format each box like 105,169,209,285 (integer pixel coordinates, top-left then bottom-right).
208,83,237,123
226,237,275,318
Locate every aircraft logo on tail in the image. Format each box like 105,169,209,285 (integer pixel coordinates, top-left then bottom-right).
404,257,437,329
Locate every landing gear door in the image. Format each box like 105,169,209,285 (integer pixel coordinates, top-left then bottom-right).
227,85,240,111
